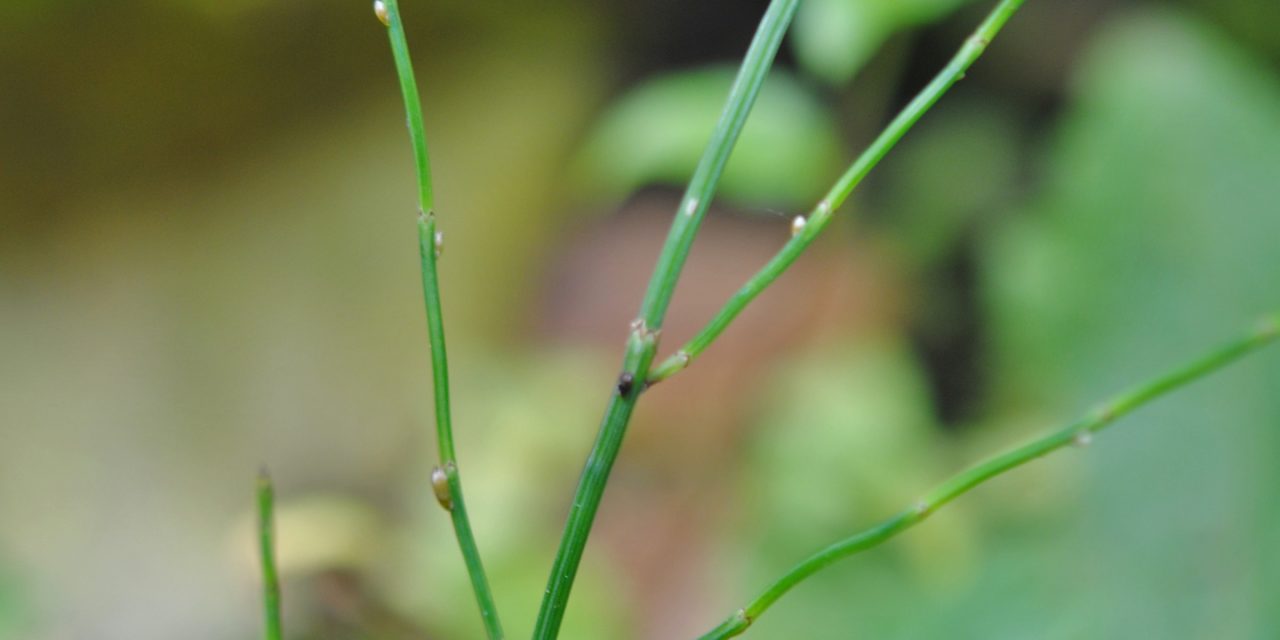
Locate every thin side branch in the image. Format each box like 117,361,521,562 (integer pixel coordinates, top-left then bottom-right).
649,0,1027,384
377,1,504,637
697,313,1280,639
532,1,802,637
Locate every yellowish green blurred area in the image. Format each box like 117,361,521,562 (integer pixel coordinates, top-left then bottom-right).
1,0,1278,638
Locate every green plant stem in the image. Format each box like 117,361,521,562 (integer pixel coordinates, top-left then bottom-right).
697,314,1280,640
417,217,502,639
532,1,800,637
649,0,1026,384
257,469,282,640
379,1,503,637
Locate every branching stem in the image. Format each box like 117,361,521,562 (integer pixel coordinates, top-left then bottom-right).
370,3,1275,640
649,0,1027,384
532,1,801,637
696,314,1279,639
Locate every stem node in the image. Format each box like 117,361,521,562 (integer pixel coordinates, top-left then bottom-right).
684,197,700,217
534,6,801,634
790,215,807,237
650,0,1028,388
431,465,454,511
382,0,506,634
630,317,660,341
815,199,832,218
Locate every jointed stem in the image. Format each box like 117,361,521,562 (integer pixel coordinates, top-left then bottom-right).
257,469,282,640
697,314,1280,639
378,1,503,637
649,0,1027,384
368,3,1271,639
417,215,502,638
532,1,801,637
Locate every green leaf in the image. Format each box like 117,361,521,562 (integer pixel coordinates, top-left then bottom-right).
879,100,1021,266
572,67,841,208
792,0,974,85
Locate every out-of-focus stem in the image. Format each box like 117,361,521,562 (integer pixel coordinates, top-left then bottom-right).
257,469,282,640
697,314,1279,639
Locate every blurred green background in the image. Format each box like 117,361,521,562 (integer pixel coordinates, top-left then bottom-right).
1,0,1278,638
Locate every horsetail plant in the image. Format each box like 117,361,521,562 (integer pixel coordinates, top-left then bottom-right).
255,0,1279,637
694,314,1279,639
377,0,505,637
256,469,282,640
647,0,1027,384
536,0,801,635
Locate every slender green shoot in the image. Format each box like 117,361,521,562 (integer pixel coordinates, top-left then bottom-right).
697,314,1280,639
533,1,801,637
649,0,1027,384
376,1,504,637
257,469,282,640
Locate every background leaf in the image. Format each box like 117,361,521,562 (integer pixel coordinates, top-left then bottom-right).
792,0,975,85
572,67,841,208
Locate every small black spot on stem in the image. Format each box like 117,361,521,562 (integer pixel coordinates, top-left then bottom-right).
616,372,635,397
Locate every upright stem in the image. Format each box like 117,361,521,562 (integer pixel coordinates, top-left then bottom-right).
650,0,1027,384
532,1,801,637
697,314,1280,639
377,1,503,637
256,469,282,640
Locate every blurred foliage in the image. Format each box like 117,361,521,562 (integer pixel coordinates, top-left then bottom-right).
878,100,1023,267
3,1,1280,639
573,67,842,208
792,0,976,85
978,9,1280,637
739,338,981,626
745,339,950,556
